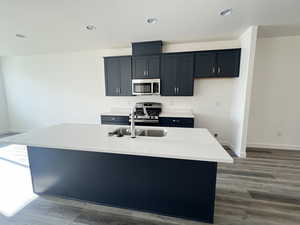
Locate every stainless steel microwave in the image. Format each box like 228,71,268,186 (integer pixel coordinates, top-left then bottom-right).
132,79,160,95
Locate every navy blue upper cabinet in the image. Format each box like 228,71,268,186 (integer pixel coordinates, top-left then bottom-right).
104,57,120,96
104,45,241,97
132,41,162,56
132,56,148,78
194,48,241,78
119,57,132,96
161,54,177,96
195,51,216,78
147,55,160,77
161,53,194,96
216,49,241,77
104,56,132,96
132,55,160,79
176,54,194,96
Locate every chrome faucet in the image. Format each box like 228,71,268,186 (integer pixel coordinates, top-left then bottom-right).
130,107,136,138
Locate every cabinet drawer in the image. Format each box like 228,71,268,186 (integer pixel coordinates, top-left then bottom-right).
159,117,194,128
101,115,130,125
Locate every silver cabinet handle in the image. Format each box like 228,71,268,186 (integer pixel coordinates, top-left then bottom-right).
212,67,215,74
218,67,221,74
177,87,179,94
116,88,118,94
118,88,121,94
174,87,176,95
143,70,146,76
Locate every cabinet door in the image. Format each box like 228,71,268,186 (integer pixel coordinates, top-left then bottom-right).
147,55,160,78
104,58,121,96
119,56,132,96
176,54,194,96
161,54,177,96
159,117,194,128
101,115,130,125
132,56,148,79
216,49,241,77
194,52,216,78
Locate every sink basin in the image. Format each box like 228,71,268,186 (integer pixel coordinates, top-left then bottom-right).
109,127,167,137
138,129,167,137
109,127,131,136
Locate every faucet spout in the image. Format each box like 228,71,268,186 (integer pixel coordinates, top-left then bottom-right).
130,107,136,138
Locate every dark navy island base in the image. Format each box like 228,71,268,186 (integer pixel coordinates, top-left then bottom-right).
27,146,217,224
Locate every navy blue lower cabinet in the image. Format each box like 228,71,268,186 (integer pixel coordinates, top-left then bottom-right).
101,115,194,128
27,147,217,223
101,115,130,125
159,117,194,128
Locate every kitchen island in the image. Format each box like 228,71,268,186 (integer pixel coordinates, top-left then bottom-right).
0,124,233,224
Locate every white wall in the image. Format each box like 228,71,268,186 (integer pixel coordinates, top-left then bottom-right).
230,26,258,157
0,63,9,133
248,35,300,150
1,40,241,145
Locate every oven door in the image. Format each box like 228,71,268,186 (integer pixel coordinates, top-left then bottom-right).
132,80,153,95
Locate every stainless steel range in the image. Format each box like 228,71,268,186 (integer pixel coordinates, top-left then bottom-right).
130,102,162,124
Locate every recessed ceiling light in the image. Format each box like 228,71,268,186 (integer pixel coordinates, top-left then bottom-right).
146,18,158,24
86,25,96,31
220,8,232,16
16,34,26,38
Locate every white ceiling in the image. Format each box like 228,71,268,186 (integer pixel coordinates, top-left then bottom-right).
1,0,300,56
258,24,300,38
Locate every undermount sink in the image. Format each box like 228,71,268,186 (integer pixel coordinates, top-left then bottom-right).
138,129,167,137
109,127,167,137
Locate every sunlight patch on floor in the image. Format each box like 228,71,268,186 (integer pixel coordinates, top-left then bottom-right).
0,144,37,217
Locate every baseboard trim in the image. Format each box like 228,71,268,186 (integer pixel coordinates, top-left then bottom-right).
247,143,300,151
221,143,246,158
239,151,247,158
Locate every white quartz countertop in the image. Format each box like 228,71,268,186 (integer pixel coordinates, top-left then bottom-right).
101,111,195,118
0,123,233,163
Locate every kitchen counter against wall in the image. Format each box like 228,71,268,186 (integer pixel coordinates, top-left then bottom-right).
101,110,195,118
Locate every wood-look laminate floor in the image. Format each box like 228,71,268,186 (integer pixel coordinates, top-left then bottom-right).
0,144,299,225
